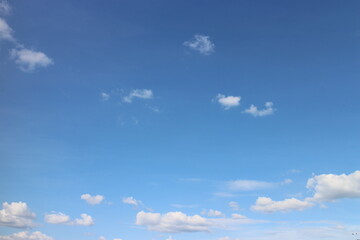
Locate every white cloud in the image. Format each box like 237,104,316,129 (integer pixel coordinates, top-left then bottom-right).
0,202,36,228
123,89,153,103
228,201,240,211
243,102,275,117
0,18,13,41
122,196,142,207
215,94,241,110
72,213,94,226
113,239,123,240
218,237,241,240
0,231,53,240
227,180,275,191
81,194,104,205
202,209,224,217
0,0,11,15
100,92,110,101
183,34,215,55
231,213,247,219
99,237,106,240
307,170,360,202
136,211,211,233
44,212,70,224
165,237,174,240
251,197,314,213
10,48,53,72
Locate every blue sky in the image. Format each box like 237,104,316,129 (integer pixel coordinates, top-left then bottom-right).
1,0,360,240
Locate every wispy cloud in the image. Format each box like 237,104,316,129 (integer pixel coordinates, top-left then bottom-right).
228,201,241,211
0,18,13,41
100,92,110,101
0,0,11,16
123,89,153,103
243,102,275,117
10,48,53,72
184,34,215,55
215,94,241,110
202,209,224,217
227,179,275,191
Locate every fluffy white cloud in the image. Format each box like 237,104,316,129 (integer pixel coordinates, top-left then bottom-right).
227,180,275,191
10,48,53,72
183,34,215,55
0,231,53,240
81,194,104,205
72,213,94,226
215,94,241,110
243,102,275,117
228,201,240,211
202,209,224,217
44,212,70,224
251,197,314,213
123,89,153,103
0,18,13,41
0,202,36,228
136,211,211,233
122,196,142,207
307,170,360,202
0,0,11,15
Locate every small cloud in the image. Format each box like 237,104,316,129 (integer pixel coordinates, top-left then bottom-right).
100,92,110,101
0,202,37,228
81,194,104,205
71,214,94,226
231,213,247,219
10,48,53,72
251,197,314,213
213,192,237,198
0,18,14,41
171,204,198,209
281,179,293,185
99,237,106,240
45,212,94,226
122,196,142,207
0,231,53,240
202,209,224,217
243,102,275,117
215,94,241,110
227,180,275,191
184,34,215,55
228,201,241,211
123,89,153,103
0,0,11,15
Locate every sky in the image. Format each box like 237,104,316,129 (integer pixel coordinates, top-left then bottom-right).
1,0,360,240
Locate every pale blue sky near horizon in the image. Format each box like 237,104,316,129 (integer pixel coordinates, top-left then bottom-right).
1,1,360,240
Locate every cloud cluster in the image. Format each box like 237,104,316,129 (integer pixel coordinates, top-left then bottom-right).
251,197,314,213
0,231,53,240
81,194,104,205
44,212,94,226
0,202,36,228
184,34,215,55
123,89,153,103
243,102,275,117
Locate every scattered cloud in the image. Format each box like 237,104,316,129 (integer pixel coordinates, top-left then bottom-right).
99,237,106,240
243,102,275,117
0,231,53,240
228,201,241,211
218,237,241,240
0,18,13,41
100,92,110,101
227,180,275,191
202,209,224,217
0,0,11,15
122,196,142,207
184,34,215,55
81,194,104,205
10,48,53,72
215,94,241,110
251,197,314,213
171,204,198,209
165,237,174,240
123,89,153,103
231,213,247,219
45,212,94,226
0,202,36,228
307,170,360,202
136,211,211,233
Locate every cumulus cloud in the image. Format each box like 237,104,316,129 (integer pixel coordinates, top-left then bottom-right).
251,197,314,213
44,212,70,224
228,201,240,211
215,94,241,110
307,170,360,202
184,34,215,55
122,196,143,207
10,48,53,72
0,231,53,240
0,202,36,228
81,194,104,205
72,213,94,226
0,18,13,41
202,209,224,217
136,211,211,233
243,102,275,117
123,89,153,103
0,0,10,15
227,180,275,191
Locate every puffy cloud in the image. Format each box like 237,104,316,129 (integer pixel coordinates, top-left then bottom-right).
123,89,153,103
0,0,11,15
251,197,314,213
183,34,215,55
307,170,360,202
0,231,53,240
10,48,53,72
0,202,36,228
228,201,240,211
227,180,275,191
72,213,94,226
0,18,13,41
122,197,142,207
136,211,211,233
215,94,241,110
44,212,70,224
81,194,104,205
243,102,275,117
202,209,224,217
